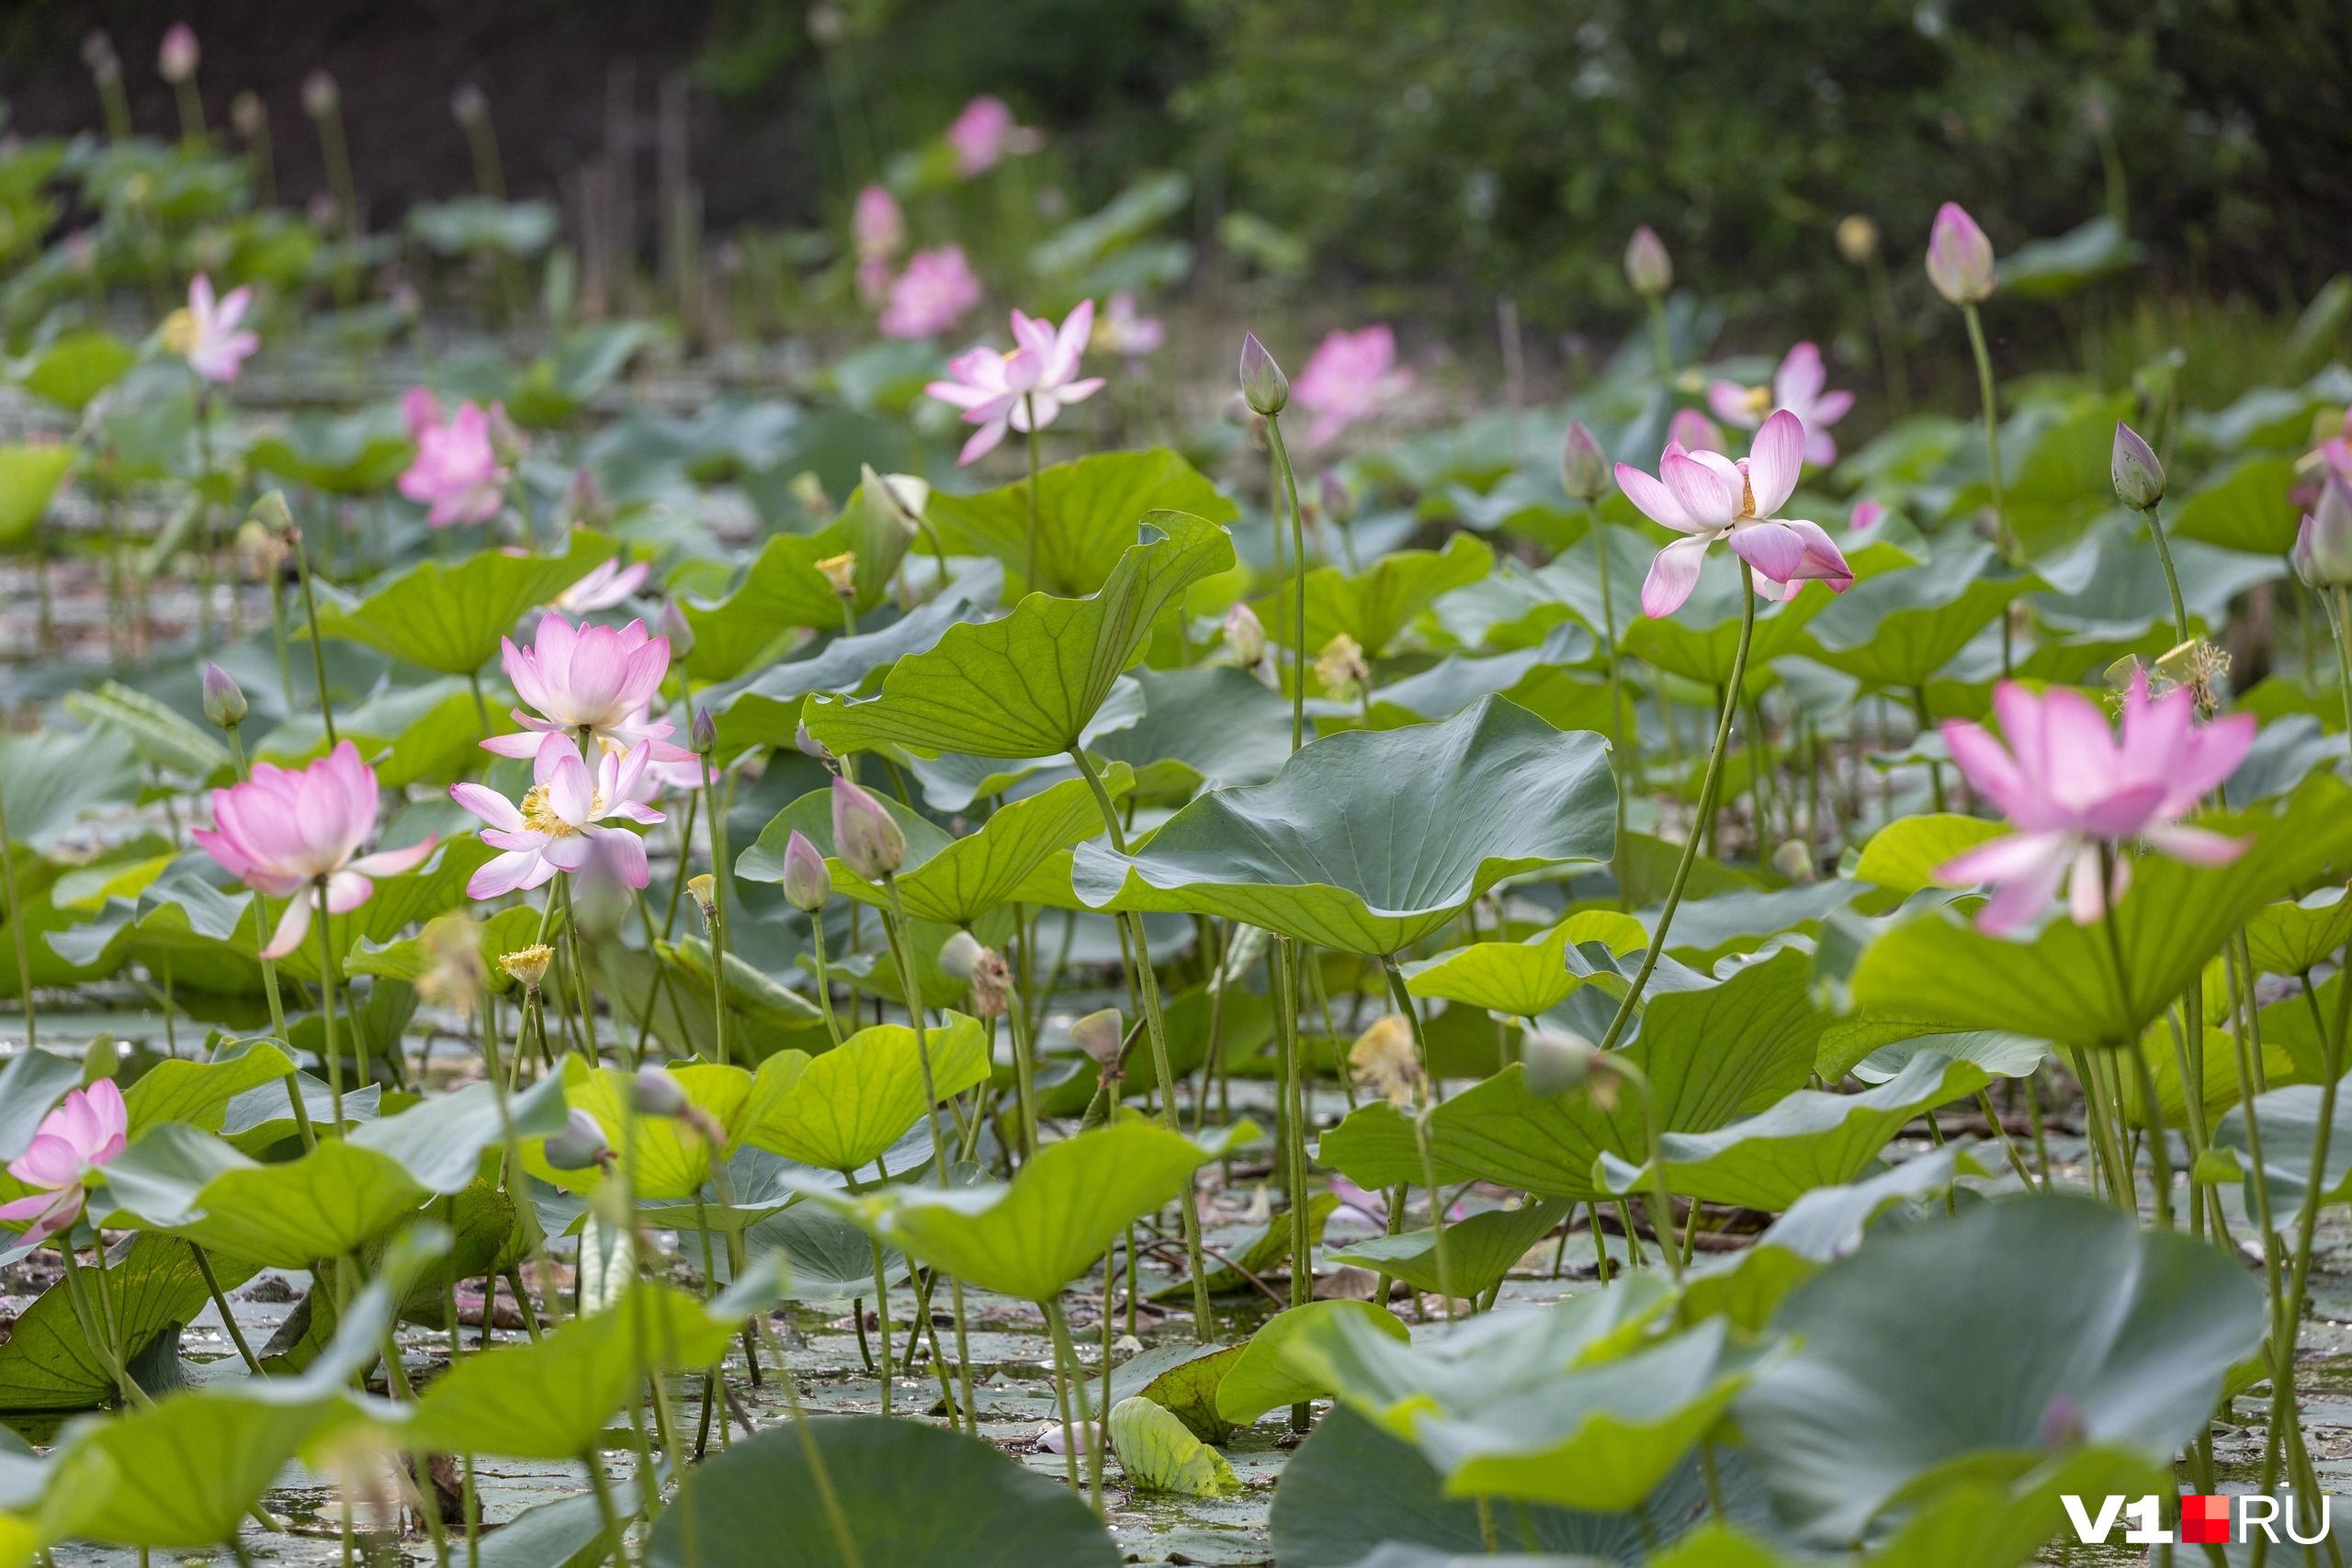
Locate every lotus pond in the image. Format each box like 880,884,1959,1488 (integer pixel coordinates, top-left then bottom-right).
7,46,2352,1568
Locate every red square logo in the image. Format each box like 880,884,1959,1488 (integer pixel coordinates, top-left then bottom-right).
2180,1495,2232,1545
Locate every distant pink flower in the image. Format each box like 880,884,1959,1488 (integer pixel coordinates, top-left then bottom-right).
1850,499,1888,531
158,23,199,83
853,184,906,259
551,556,650,614
1293,325,1413,447
944,96,1041,176
1616,408,1854,617
451,734,662,898
879,245,982,340
164,273,259,384
924,300,1105,465
192,741,438,957
398,388,506,527
0,1082,127,1246
1706,342,1852,467
1937,673,2255,935
482,612,688,761
1093,290,1166,357
1668,408,1725,455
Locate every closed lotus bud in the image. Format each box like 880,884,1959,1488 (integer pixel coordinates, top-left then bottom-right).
1223,601,1266,668
249,490,295,536
1559,420,1609,502
2110,422,2165,510
795,722,832,762
1926,202,1996,305
84,30,119,79
830,777,905,881
1238,333,1289,417
808,2,848,43
158,24,199,85
201,661,247,728
630,1066,688,1118
485,403,529,467
1835,214,1880,265
814,552,858,596
938,930,982,980
2295,478,2352,588
1521,1028,1600,1099
450,83,488,129
780,829,832,913
500,944,553,992
686,874,719,929
1623,226,1672,297
230,91,266,138
1770,839,1817,883
302,70,339,118
968,947,1013,1020
544,1108,611,1170
1070,1008,1125,1067
1318,470,1357,526
654,599,695,661
692,706,717,755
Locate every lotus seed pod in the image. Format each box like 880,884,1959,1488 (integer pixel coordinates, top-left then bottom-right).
1238,333,1289,417
1521,1029,1600,1099
500,944,553,992
830,776,906,881
544,1108,610,1170
938,930,982,979
201,661,247,728
1835,214,1880,265
780,829,832,913
1623,226,1672,297
1223,601,1266,668
1925,202,1996,305
686,874,719,928
2110,421,2165,511
1559,420,1610,502
1070,1009,1125,1066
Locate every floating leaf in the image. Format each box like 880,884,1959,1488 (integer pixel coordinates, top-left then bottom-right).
309,531,617,675
926,446,1235,597
1109,1395,1243,1497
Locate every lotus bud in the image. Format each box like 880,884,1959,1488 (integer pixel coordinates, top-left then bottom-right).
686,874,719,930
1835,214,1880,265
500,944,553,992
814,552,858,596
829,777,905,882
544,1108,612,1170
230,91,266,138
630,1066,688,1118
1318,470,1357,526
248,490,295,536
796,722,832,762
302,70,339,118
559,466,609,529
881,473,931,520
1623,226,1672,297
968,947,1013,1020
201,661,247,729
2295,478,2352,588
158,24,199,84
1223,601,1266,668
692,706,717,755
808,2,848,43
1070,1009,1125,1068
1926,202,1996,305
2037,1392,2086,1450
780,829,832,913
787,470,831,518
654,599,695,661
1559,420,1609,502
2110,422,2165,511
1521,1029,1600,1099
484,403,530,467
1770,840,1817,883
1315,633,1371,700
1238,333,1289,417
83,29,119,80
450,83,489,129
938,930,982,980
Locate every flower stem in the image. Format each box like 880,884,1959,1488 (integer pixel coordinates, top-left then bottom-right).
0,786,32,1052
698,750,734,1069
1023,393,1042,594
2265,969,2350,1517
1381,958,1460,1310
1646,298,1674,383
288,520,338,746
1275,941,1313,1325
1588,509,1630,908
2140,502,2191,649
806,916,846,1047
1961,303,2014,567
1044,1295,1104,1516
1596,564,1757,1051
189,1239,266,1375
1265,414,1306,753
314,880,345,1131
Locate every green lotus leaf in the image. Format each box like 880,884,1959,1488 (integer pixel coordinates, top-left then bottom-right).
1851,776,2352,1048
346,904,545,994
1086,1342,1245,1443
1405,912,1646,1020
739,1013,991,1174
269,837,500,984
1109,1395,1243,1497
0,1048,90,1161
1089,664,1296,804
740,1202,909,1303
801,511,1235,759
1257,533,1495,658
599,935,830,1062
520,1059,754,1199
1851,813,2005,900
2215,1079,2352,1223
647,1416,1120,1568
679,470,920,679
16,332,134,412
2121,1025,2290,1133
926,446,1235,597
349,1067,571,1194
62,682,230,778
1623,544,1911,691
1364,624,1599,729
1330,1197,1573,1301
98,1126,427,1267
0,727,140,851
0,445,74,549
1732,1192,2267,1544
0,1231,258,1412
1074,696,1614,955
254,677,526,789
2244,883,2352,976
1642,880,1858,969
471,1485,638,1568
119,1042,291,1137
248,401,413,494
2169,453,2300,558
1801,545,2040,691
1152,1190,1339,1301
1216,1301,1413,1427
308,530,617,676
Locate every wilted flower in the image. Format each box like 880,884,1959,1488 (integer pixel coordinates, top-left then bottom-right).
162,274,259,384
1070,1009,1125,1069
1093,291,1166,357
201,661,247,728
830,777,906,881
1223,601,1266,668
1315,633,1371,702
1294,325,1412,448
2294,477,2352,587
1238,333,1288,417
944,95,1040,176
814,552,858,595
1706,343,1852,467
2110,422,2165,510
1617,409,1855,617
1559,421,1610,502
1350,1014,1426,1110
551,556,649,615
450,734,662,898
193,741,437,956
1936,672,2256,935
1623,226,1672,297
879,246,982,340
924,301,1105,465
543,1107,613,1171
482,612,686,761
398,389,506,528
500,944,554,992
1926,202,1996,305
968,946,1013,1020
0,1081,127,1245
1835,215,1880,265
157,23,199,84
1667,408,1725,455
780,829,832,913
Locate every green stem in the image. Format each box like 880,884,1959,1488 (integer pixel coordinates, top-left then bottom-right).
2139,502,2192,649
1381,959,1456,1311
0,788,28,1053
1275,941,1313,1327
2267,970,2349,1515
1045,1296,1104,1516
1023,393,1042,594
288,522,338,745
1589,510,1629,908
190,1240,265,1375
1646,297,1673,382
1596,564,1756,1050
807,917,846,1047
1617,1057,1682,1283
699,748,735,1068
1961,303,2015,566
1266,414,1306,753
314,880,345,1130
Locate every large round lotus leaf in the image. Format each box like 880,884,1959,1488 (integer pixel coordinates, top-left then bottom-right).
308,529,616,676
647,1416,1119,1568
1074,695,1614,955
923,446,1235,598
1732,1192,2266,1545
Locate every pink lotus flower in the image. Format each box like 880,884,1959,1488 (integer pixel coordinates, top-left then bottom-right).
1668,408,1725,455
1616,408,1855,617
1093,290,1166,357
1706,343,1853,467
398,389,506,528
1927,202,1996,306
192,741,439,957
878,245,982,340
1293,325,1413,447
944,96,1040,176
163,274,259,384
1936,673,2256,935
0,1082,127,1246
451,734,662,898
482,612,689,761
853,184,906,259
1850,499,1888,531
550,556,650,615
924,300,1105,465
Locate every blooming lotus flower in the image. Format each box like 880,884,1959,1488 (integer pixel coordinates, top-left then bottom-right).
483,612,687,761
878,245,982,340
1294,325,1413,448
1937,673,2256,935
944,96,1040,176
1616,408,1855,617
450,734,662,898
550,556,650,615
162,274,259,384
1668,408,1725,455
1706,343,1853,467
0,1082,127,1246
923,300,1105,466
1093,291,1166,356
398,389,506,528
193,741,439,957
